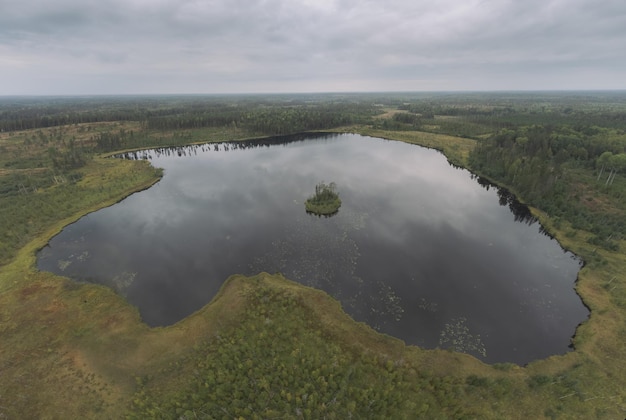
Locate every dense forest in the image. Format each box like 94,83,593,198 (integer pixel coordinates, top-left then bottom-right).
0,95,377,134
1,92,626,418
470,125,626,250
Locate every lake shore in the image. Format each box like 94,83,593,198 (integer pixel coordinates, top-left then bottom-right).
1,117,625,417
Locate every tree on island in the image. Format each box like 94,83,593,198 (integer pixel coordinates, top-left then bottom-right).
305,182,342,217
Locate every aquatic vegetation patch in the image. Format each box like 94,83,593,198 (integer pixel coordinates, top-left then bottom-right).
439,317,487,358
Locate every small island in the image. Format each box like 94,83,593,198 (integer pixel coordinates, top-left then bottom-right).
305,182,342,217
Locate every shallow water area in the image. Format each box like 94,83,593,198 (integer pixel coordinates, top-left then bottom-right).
37,133,588,364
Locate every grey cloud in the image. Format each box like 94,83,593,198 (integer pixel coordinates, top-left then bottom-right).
0,0,624,94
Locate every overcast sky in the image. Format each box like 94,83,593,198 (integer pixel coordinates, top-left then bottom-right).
1,0,625,95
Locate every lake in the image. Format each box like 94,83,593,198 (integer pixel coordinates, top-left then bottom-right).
37,133,588,364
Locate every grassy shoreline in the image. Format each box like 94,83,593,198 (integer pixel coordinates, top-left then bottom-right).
1,125,625,417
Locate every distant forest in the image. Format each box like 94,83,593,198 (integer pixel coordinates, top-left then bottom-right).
0,95,377,134
3,91,626,134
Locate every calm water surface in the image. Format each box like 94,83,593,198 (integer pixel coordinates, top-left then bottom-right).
37,134,588,364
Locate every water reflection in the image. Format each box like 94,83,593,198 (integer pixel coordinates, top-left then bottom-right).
471,175,537,226
40,134,587,364
472,175,564,241
116,133,334,161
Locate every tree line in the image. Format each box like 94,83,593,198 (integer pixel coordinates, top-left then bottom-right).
469,124,626,249
0,96,378,134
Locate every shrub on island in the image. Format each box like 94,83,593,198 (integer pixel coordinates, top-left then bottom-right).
305,182,342,216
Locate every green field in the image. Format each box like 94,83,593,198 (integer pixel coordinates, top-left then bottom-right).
1,93,625,418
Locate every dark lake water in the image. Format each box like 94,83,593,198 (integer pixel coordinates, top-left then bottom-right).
37,133,588,364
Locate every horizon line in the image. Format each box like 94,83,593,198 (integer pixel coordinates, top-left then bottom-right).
2,88,626,98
